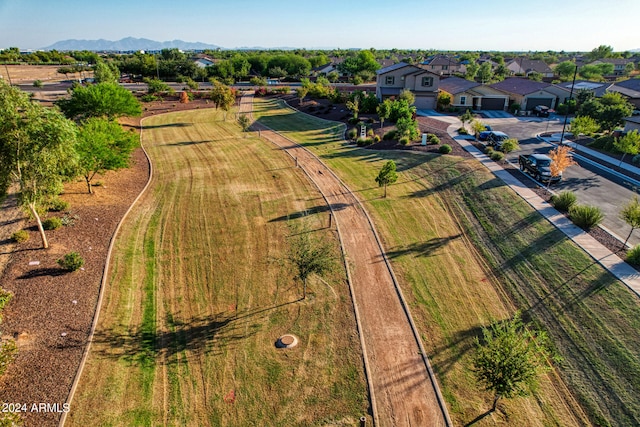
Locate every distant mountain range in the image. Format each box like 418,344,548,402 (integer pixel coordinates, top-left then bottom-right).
42,37,222,52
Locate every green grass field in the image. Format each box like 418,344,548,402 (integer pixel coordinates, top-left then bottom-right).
253,97,640,427
67,109,369,427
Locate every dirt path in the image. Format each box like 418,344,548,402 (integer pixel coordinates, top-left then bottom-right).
241,94,450,426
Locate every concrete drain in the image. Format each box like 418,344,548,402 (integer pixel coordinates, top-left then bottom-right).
275,334,299,349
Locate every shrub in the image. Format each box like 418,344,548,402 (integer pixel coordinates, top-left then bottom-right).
0,339,17,377
626,245,640,265
346,128,357,141
11,230,29,243
509,103,521,114
367,128,375,137
569,204,604,229
42,217,62,230
383,130,397,140
356,137,373,146
550,191,577,212
588,136,616,152
399,137,410,145
373,135,381,143
48,198,69,212
428,134,440,145
141,94,160,102
490,151,505,161
33,80,43,88
57,252,84,272
500,138,520,153
458,127,469,135
485,146,494,155
439,144,452,154
348,117,360,125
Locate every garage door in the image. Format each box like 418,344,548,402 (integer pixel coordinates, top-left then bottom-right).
480,97,506,110
526,97,553,110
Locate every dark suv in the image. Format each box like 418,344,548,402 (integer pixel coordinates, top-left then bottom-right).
533,105,552,117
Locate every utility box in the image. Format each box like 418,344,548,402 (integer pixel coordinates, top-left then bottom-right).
422,133,427,146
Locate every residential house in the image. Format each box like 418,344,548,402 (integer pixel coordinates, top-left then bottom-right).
624,116,640,132
193,54,218,68
376,62,440,109
422,55,463,76
439,76,509,110
489,77,559,111
590,58,635,76
506,58,554,78
610,79,640,109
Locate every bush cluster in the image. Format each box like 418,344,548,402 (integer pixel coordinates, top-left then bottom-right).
11,230,29,243
42,217,63,230
550,191,577,212
48,198,70,212
439,144,452,154
490,151,505,161
569,204,604,229
626,245,640,265
427,134,440,145
57,252,85,272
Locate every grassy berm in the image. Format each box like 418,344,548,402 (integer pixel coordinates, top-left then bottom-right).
254,97,640,427
67,108,369,426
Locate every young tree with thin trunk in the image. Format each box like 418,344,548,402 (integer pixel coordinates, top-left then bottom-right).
472,311,556,414
288,225,336,300
620,196,640,248
237,114,251,135
375,160,398,198
0,81,78,249
377,99,391,128
548,145,577,188
76,117,139,194
296,86,309,107
614,130,640,166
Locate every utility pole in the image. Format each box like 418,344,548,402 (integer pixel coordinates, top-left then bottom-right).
559,64,578,145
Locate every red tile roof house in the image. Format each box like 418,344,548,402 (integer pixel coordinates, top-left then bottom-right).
375,62,440,109
439,76,509,111
489,77,570,112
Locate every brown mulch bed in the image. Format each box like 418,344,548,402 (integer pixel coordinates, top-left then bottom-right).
0,96,218,427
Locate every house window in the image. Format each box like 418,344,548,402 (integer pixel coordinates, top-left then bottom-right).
385,75,395,85
460,96,466,105
421,77,433,87
442,65,448,70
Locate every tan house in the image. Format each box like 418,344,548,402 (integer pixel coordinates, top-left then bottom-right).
439,76,509,110
421,55,463,76
506,58,554,78
490,77,559,111
376,62,440,109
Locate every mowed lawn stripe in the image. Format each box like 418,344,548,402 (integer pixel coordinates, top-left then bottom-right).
67,108,368,426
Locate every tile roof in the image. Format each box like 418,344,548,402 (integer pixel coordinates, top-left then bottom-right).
439,76,480,94
376,61,412,75
507,58,552,74
615,78,640,92
490,77,551,96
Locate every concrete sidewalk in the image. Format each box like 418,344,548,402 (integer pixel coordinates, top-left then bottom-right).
448,123,640,297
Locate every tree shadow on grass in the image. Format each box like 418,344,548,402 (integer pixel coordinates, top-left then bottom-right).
384,235,461,260
268,203,350,223
143,123,192,130
90,299,301,365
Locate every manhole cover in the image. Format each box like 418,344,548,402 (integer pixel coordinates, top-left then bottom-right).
275,334,299,349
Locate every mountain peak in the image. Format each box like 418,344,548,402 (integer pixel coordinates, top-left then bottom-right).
42,37,222,51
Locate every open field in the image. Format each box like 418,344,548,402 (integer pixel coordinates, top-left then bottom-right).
66,109,368,426
252,97,640,427
0,64,85,84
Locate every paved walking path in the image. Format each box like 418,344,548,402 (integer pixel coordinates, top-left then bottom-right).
448,123,640,297
242,94,450,427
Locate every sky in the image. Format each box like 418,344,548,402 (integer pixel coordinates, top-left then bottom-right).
1,0,639,52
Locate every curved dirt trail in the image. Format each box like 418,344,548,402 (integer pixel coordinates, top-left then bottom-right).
241,94,449,427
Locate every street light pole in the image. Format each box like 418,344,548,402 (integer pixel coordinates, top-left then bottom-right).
559,64,578,145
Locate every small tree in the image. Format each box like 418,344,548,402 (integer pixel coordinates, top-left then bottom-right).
375,160,398,198
472,312,555,413
377,99,392,129
288,226,336,300
569,115,600,137
296,86,309,106
0,81,78,249
437,92,451,111
398,89,415,106
620,196,640,247
346,93,360,119
548,145,577,187
613,130,640,166
471,120,488,137
237,114,251,134
459,109,474,130
57,82,142,121
76,118,139,194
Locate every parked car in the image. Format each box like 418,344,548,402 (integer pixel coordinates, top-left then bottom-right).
518,153,561,183
479,131,509,148
533,105,554,117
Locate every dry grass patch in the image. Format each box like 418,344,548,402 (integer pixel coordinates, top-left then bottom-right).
67,109,368,426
